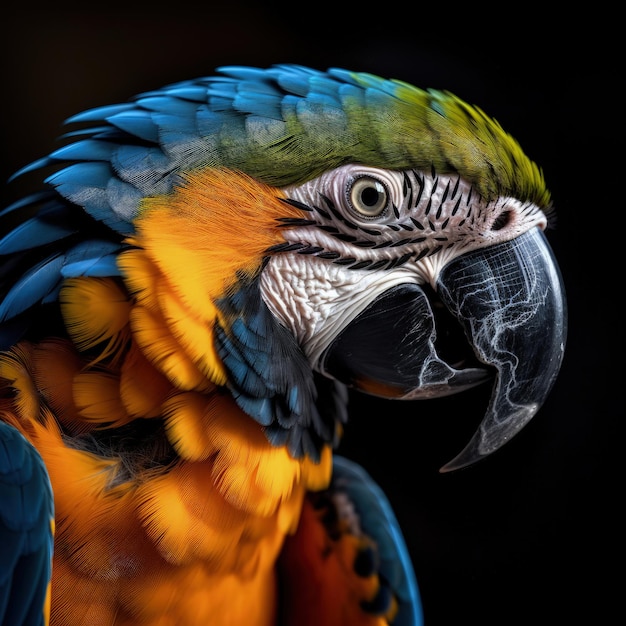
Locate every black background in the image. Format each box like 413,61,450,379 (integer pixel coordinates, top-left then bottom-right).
1,5,618,625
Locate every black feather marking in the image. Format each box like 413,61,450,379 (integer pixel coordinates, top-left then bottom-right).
318,194,360,231
436,180,450,218
313,205,332,220
318,193,336,213
410,217,425,230
354,546,378,578
366,259,389,271
451,195,462,216
317,251,341,259
279,197,314,212
265,242,303,253
450,175,460,200
412,169,425,207
348,260,372,270
274,242,309,252
403,171,412,209
275,217,317,226
390,238,416,248
388,252,413,268
359,227,382,236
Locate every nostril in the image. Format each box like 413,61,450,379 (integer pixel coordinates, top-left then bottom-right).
491,210,513,231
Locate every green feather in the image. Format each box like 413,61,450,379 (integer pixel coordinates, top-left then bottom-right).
209,67,550,209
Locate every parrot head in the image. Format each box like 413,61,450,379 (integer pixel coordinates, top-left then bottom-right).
0,64,566,473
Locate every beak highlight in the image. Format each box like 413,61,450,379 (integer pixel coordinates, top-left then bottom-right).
437,227,567,472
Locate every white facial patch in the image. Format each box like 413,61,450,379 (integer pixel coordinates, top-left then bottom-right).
260,252,419,369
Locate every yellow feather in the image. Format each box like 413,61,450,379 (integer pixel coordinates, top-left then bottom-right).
73,369,131,427
128,306,211,392
120,341,172,418
0,342,40,422
117,168,309,395
133,168,301,314
162,391,216,462
32,339,90,433
60,277,131,363
119,247,229,388
135,461,249,567
116,247,160,311
156,281,227,386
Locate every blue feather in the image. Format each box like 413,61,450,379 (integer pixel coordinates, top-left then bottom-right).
0,191,56,217
195,106,236,135
65,103,134,124
331,455,424,626
111,145,173,195
160,85,209,103
8,157,54,182
132,95,198,117
0,212,76,255
273,64,321,94
309,75,345,100
0,253,65,322
45,162,135,233
232,92,283,120
105,110,160,142
60,125,115,140
215,66,274,83
60,240,122,278
151,113,205,159
231,391,274,427
0,421,53,626
48,139,117,163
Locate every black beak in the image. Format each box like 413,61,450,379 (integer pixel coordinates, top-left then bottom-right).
436,227,567,471
322,226,567,472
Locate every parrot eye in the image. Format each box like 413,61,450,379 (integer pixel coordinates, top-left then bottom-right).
348,176,389,218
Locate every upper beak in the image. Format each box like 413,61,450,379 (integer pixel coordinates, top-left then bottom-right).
322,226,567,472
436,227,567,471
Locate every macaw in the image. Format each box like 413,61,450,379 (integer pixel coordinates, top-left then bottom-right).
0,64,566,626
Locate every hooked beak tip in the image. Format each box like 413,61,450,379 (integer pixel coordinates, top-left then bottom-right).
438,403,539,473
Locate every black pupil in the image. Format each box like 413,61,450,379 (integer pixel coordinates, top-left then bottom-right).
361,186,380,207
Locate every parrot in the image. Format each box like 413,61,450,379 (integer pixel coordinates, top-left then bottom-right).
0,63,567,626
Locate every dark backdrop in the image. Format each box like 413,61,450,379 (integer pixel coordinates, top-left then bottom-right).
1,5,617,625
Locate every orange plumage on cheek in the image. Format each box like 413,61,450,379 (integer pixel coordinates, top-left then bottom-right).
118,167,304,389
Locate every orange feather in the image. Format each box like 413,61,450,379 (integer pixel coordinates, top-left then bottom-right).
0,167,337,625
